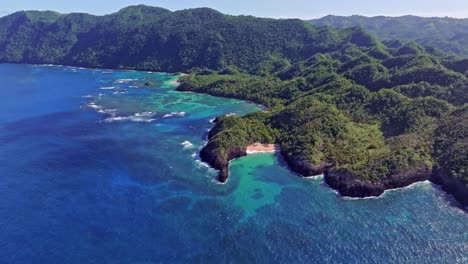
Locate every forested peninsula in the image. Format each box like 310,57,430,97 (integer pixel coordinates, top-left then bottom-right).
0,5,466,205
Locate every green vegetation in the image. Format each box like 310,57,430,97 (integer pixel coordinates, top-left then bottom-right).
0,5,466,184
434,107,468,182
178,25,466,182
310,15,468,57
205,112,277,162
0,5,366,72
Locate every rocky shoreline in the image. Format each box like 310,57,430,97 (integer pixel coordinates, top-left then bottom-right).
199,144,247,183
430,167,468,206
200,133,468,206
323,167,432,198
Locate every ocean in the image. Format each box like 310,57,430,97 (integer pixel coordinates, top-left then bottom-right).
0,64,466,263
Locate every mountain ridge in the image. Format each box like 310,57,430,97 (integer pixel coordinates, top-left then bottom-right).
310,15,468,57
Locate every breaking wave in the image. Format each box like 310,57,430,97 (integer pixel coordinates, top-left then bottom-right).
103,112,157,123
163,112,186,118
181,141,194,149
114,79,137,84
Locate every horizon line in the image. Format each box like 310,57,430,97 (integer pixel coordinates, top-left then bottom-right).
0,6,467,20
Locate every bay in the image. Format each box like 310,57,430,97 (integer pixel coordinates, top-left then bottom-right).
0,64,466,263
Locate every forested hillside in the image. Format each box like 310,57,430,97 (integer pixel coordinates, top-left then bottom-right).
181,44,467,195
0,5,377,72
0,5,466,202
310,15,468,57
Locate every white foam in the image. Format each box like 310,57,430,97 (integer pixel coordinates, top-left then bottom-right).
134,111,155,117
192,145,212,169
103,112,157,123
210,174,228,185
86,102,118,115
340,180,432,201
209,118,216,123
195,159,211,168
104,116,156,123
97,108,117,114
382,180,431,194
87,102,100,109
305,174,324,180
341,194,383,201
181,141,194,149
163,112,186,118
99,86,115,90
114,79,137,84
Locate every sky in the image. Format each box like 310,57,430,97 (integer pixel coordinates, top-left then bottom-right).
1,0,468,19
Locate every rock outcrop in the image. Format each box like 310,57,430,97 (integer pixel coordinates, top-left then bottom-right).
281,151,332,177
323,167,432,198
431,167,468,206
201,121,467,206
199,144,247,183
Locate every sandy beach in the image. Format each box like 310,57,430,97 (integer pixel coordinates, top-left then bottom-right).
168,73,187,85
246,143,279,154
168,79,180,85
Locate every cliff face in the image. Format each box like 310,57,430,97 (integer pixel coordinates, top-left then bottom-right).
199,144,247,182
278,149,434,198
280,151,332,177
323,167,432,198
201,140,467,206
431,167,468,206
432,106,468,206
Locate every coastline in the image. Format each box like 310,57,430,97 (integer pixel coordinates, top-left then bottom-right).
13,63,467,207
168,73,188,85
200,123,468,207
246,143,279,154
26,62,186,88
4,62,186,75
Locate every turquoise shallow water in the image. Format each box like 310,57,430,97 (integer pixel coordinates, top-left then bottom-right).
0,64,466,263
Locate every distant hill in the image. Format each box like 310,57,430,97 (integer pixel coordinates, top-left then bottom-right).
0,5,378,72
310,15,468,57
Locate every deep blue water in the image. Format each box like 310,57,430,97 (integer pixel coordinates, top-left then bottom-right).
0,64,466,263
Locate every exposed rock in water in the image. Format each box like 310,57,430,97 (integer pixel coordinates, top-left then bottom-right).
144,81,153,86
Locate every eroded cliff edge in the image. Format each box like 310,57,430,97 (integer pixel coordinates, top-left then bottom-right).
200,107,468,206
201,134,467,206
